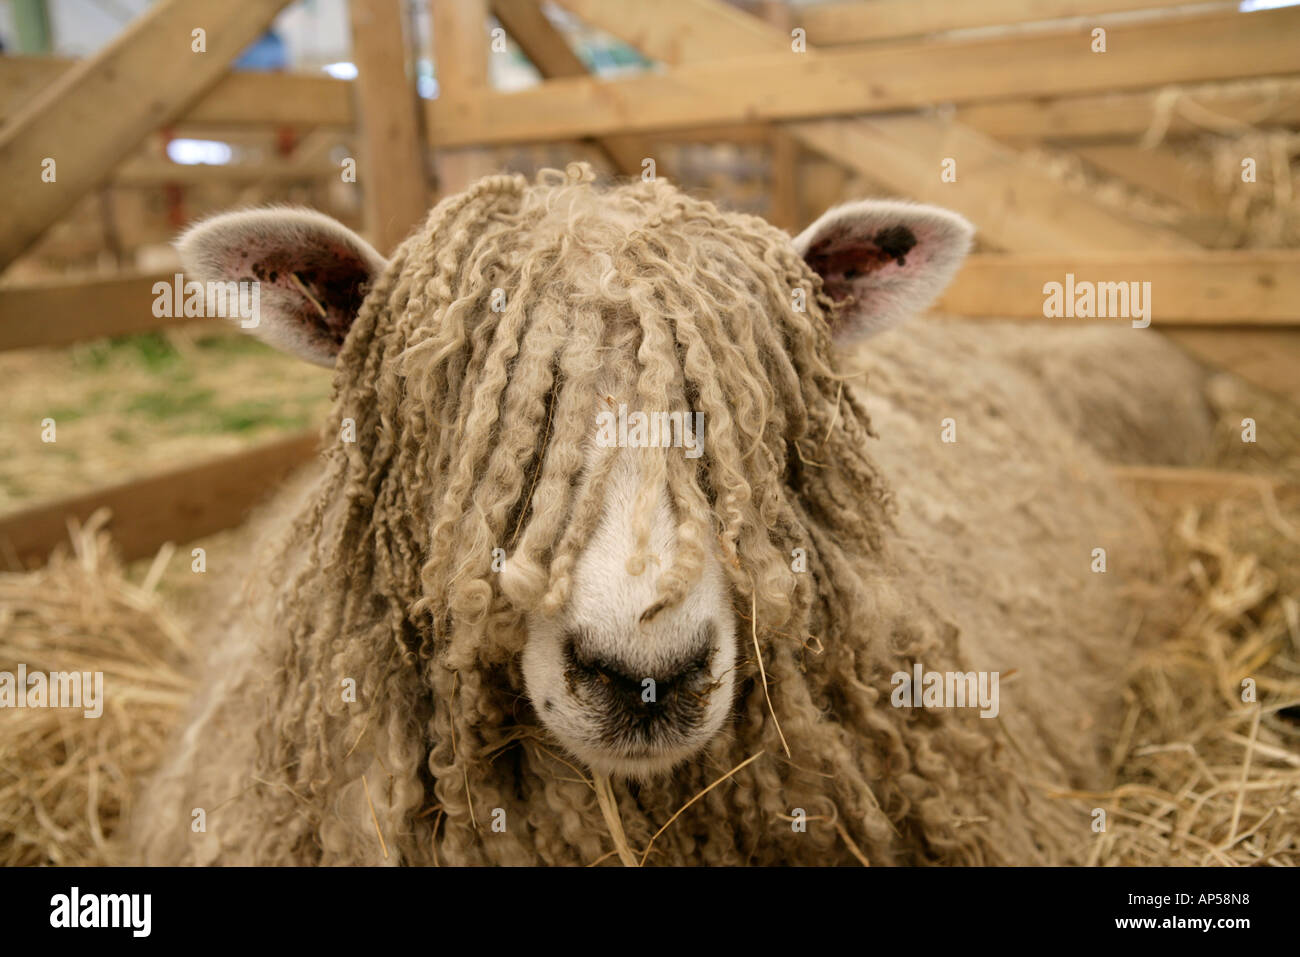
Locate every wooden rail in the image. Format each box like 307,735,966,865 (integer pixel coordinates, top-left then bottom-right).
4,250,1299,354
958,78,1300,143
0,431,319,568
422,6,1300,147
939,252,1300,324
1111,466,1296,508
0,272,201,352
799,0,1238,44
0,57,353,128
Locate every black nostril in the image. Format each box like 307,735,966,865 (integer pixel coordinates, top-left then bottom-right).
589,656,708,714
590,660,655,708
563,630,714,714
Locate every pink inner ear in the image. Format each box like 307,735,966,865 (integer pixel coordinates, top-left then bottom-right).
224,238,373,351
805,224,924,303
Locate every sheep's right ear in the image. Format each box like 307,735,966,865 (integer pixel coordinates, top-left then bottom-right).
794,199,973,344
176,208,388,367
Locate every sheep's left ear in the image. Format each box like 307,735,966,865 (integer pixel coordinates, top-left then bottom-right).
794,200,973,344
176,207,388,367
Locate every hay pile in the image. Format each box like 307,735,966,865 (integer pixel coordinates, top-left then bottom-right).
1056,492,1300,865
1051,365,1300,865
0,511,192,866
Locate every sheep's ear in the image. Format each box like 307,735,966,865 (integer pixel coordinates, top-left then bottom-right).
176,208,387,367
794,200,973,344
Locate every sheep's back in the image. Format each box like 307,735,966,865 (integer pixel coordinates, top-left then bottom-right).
852,319,1211,792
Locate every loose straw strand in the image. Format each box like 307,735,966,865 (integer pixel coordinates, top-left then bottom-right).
751,591,791,758
592,773,639,867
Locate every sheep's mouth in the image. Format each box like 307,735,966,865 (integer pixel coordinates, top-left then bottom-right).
570,732,718,779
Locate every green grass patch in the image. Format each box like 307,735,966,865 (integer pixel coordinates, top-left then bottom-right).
74,332,182,372
206,398,311,434
126,388,218,421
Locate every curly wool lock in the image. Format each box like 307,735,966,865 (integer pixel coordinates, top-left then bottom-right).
136,165,1207,865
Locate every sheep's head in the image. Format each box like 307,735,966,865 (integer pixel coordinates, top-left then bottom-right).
177,169,971,781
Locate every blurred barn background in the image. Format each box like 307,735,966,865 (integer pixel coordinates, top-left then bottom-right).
1,0,1299,866
2,0,1299,556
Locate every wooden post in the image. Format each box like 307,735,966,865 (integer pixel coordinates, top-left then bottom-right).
349,0,430,254
760,1,799,232
766,129,800,232
430,0,498,195
432,0,491,94
0,0,292,272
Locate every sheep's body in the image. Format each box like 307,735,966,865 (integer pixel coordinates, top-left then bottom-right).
861,320,1210,791
135,173,1211,865
136,469,427,866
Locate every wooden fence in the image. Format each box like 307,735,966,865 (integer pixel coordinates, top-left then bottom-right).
1,0,1297,566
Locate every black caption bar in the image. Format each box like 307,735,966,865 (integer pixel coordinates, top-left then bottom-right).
0,865,1279,944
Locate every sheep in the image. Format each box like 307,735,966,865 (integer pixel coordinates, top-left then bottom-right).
135,164,1210,865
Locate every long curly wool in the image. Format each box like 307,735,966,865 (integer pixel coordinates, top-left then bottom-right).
138,165,1083,866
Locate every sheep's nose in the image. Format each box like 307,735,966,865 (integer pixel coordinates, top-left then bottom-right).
585,654,707,711
563,629,715,718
